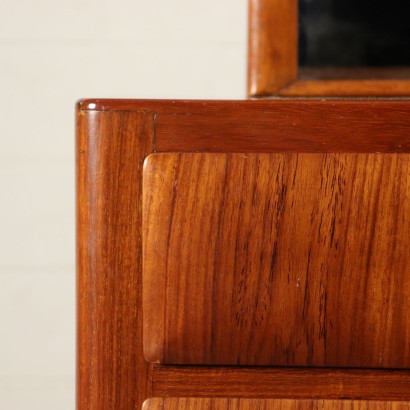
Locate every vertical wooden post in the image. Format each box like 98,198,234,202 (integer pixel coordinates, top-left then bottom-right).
248,0,298,96
76,104,154,409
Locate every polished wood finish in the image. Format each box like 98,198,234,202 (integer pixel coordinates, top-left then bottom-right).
77,108,154,410
80,99,410,153
143,398,410,410
247,0,410,96
279,80,410,97
143,153,410,366
248,0,297,96
152,367,410,401
77,99,410,409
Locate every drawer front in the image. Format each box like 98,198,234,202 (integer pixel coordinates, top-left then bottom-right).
142,153,410,366
143,398,410,410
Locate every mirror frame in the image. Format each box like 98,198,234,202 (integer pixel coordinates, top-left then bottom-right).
248,0,410,96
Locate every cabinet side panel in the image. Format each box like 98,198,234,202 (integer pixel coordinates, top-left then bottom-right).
76,109,154,409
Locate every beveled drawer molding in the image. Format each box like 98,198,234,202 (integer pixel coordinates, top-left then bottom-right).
143,153,410,367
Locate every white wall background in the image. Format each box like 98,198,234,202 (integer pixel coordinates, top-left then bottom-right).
0,1,247,408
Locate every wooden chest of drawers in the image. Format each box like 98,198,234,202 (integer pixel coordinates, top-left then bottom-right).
77,99,410,409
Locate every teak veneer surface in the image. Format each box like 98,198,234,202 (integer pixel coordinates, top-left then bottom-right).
79,99,410,153
143,153,410,366
77,109,154,410
143,398,410,410
77,99,410,410
152,367,410,401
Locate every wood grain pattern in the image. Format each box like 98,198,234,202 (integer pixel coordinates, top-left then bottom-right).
143,398,410,410
152,367,410,401
248,0,298,96
143,153,410,366
79,99,410,153
76,108,154,409
77,99,410,409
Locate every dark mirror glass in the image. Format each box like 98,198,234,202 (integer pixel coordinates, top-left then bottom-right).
299,0,410,67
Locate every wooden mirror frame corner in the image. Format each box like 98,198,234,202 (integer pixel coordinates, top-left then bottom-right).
248,0,410,97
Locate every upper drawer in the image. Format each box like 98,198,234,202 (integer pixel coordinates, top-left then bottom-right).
142,152,410,367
